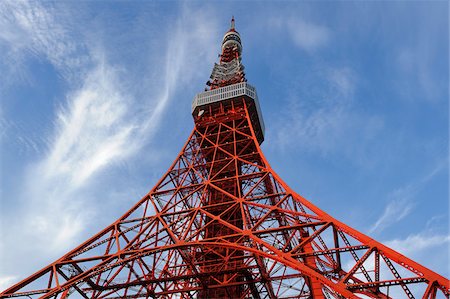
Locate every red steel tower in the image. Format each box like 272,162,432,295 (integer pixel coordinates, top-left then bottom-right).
1,18,449,299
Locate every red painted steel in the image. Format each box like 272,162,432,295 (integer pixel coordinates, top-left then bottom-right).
1,18,449,299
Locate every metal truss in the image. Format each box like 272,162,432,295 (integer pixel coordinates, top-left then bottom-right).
1,99,448,299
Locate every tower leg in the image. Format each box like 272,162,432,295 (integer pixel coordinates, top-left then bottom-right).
303,231,325,299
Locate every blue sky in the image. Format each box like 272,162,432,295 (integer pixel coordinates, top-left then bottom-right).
0,0,448,290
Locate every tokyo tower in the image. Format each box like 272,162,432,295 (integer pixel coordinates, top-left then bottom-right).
1,18,449,299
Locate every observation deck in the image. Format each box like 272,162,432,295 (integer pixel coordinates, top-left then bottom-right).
192,82,265,144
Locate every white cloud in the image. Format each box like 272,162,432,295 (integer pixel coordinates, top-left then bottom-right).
273,67,355,150
269,17,330,52
327,67,355,98
0,0,90,82
0,276,17,293
369,160,446,234
394,15,446,104
270,66,383,163
17,61,134,251
369,196,414,233
287,19,330,52
134,10,218,139
43,62,135,189
385,232,450,258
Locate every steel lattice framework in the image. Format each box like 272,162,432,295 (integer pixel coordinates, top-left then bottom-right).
1,18,449,299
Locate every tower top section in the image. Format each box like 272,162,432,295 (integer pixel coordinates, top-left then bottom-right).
221,17,242,58
192,18,265,144
205,17,246,89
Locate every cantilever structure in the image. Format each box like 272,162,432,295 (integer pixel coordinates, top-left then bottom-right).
1,18,449,299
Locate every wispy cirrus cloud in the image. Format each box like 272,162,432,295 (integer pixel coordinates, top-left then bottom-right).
21,61,135,250
270,65,384,163
268,17,330,52
385,232,450,258
287,19,329,52
369,196,414,234
369,160,447,234
43,63,135,189
393,14,447,103
0,0,90,84
0,276,17,295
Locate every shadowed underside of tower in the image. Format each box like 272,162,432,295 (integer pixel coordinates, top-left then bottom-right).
1,18,449,299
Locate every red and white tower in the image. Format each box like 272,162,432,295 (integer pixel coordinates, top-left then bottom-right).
1,18,449,299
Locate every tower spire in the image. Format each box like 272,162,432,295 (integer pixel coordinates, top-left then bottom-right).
206,17,245,91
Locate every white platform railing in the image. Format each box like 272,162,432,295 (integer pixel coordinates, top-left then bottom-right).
192,82,265,136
